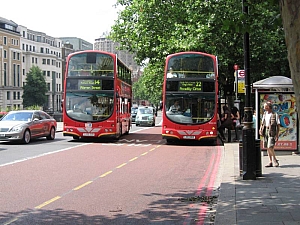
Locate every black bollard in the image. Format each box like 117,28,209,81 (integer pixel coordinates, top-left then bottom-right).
242,107,256,180
239,140,243,176
256,139,262,177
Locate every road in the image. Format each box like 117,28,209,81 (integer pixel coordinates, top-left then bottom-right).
0,122,223,225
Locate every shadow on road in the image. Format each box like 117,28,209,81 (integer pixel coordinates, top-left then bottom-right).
0,189,218,225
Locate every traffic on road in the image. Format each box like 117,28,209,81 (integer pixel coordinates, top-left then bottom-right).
0,113,223,225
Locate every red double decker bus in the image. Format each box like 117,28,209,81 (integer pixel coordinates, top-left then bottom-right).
62,50,132,140
162,51,219,144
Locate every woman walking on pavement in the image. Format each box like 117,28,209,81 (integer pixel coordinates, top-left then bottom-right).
231,106,241,142
218,105,234,142
259,101,280,167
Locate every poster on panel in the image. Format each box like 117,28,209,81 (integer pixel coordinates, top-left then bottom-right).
259,93,297,150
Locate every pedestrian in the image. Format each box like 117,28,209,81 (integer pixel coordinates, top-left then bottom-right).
231,106,241,141
259,101,280,167
218,105,234,142
252,109,256,129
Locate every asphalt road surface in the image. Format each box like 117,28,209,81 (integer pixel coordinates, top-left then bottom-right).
0,124,223,225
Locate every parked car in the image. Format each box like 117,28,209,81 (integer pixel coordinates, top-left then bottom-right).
0,110,57,144
131,107,138,123
135,106,156,126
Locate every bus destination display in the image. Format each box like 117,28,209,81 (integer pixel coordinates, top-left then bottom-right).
79,79,102,90
179,81,202,91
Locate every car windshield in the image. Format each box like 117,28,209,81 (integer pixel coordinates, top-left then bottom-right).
138,108,153,114
131,108,138,114
2,112,33,122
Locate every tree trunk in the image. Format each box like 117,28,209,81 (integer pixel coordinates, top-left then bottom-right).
280,0,300,151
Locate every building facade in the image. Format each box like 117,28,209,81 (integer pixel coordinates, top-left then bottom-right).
59,37,93,51
18,25,63,112
0,17,22,111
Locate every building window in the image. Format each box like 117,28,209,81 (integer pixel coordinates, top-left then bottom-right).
4,63,7,86
47,83,50,91
3,37,7,45
4,50,7,58
40,47,44,53
7,91,10,100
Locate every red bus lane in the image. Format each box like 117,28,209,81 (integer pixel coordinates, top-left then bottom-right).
0,126,223,225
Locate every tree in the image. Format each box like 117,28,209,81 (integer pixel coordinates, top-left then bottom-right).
22,66,48,108
111,0,289,102
279,0,300,146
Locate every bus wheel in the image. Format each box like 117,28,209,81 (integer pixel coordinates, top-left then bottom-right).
73,136,80,140
166,139,174,145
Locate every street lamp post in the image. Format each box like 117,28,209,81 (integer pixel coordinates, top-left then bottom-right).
242,0,256,180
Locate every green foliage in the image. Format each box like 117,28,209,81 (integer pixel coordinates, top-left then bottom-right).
133,61,164,105
22,66,48,108
111,0,289,100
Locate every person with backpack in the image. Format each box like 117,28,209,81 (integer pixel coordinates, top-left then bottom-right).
259,102,280,167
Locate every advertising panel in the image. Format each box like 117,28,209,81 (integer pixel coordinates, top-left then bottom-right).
259,93,297,150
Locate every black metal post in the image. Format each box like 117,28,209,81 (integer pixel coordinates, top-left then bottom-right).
242,0,256,180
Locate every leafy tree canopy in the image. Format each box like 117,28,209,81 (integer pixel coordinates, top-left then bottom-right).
110,0,290,102
22,66,48,108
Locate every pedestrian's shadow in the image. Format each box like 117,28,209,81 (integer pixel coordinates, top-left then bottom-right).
276,164,300,168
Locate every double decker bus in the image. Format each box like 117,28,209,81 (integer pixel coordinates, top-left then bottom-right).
162,52,218,144
62,50,132,140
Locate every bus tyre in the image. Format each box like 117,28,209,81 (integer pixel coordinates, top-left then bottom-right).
73,136,80,140
166,139,174,145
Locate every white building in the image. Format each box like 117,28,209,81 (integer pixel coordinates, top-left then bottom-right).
18,25,63,111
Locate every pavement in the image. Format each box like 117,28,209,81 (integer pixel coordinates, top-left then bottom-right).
215,142,300,225
56,120,300,224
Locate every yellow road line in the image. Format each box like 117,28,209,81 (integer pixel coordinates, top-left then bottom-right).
35,196,61,209
141,152,148,156
99,170,113,177
129,157,138,161
116,163,127,168
73,181,93,191
3,217,18,225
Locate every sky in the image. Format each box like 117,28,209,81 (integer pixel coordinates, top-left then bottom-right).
1,0,122,44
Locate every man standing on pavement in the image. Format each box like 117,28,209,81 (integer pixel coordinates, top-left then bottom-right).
259,101,280,167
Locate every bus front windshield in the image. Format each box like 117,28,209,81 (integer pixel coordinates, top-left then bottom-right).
165,94,215,124
68,52,114,77
65,92,114,122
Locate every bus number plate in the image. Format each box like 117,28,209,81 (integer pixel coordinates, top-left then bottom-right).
83,133,95,136
183,135,195,139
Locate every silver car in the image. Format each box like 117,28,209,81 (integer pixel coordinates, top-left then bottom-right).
135,106,156,126
0,110,57,144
